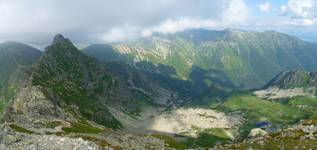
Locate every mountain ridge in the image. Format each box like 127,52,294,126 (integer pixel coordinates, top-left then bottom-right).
4,34,123,129
83,29,317,89
263,70,317,89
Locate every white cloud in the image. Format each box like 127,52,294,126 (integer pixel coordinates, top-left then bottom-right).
279,18,317,26
100,18,220,42
101,25,141,43
282,0,316,17
0,0,236,44
278,0,317,26
258,2,272,13
142,0,251,37
280,5,287,13
100,0,251,42
302,18,317,26
2,0,315,44
141,18,219,36
222,0,250,25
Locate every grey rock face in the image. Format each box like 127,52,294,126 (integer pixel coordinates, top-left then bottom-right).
0,132,102,150
248,128,268,138
3,85,73,128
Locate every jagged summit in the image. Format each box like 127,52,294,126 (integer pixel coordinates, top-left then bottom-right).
44,34,78,55
52,34,71,45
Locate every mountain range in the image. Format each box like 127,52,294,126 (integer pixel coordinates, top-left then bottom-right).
83,29,317,89
0,29,317,149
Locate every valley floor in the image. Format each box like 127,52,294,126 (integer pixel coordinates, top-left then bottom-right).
109,107,243,138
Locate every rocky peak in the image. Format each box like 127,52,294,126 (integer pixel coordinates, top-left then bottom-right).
29,34,122,129
45,34,77,55
52,34,71,45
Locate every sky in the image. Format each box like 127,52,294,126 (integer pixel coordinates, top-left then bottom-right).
0,0,316,48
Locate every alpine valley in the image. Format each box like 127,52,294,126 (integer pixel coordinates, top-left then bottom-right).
1,29,317,149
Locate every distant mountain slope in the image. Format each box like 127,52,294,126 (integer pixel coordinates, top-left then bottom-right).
255,70,317,99
105,61,236,107
0,41,41,115
83,29,317,89
264,70,317,89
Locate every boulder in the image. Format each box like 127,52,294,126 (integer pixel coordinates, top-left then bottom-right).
248,128,267,138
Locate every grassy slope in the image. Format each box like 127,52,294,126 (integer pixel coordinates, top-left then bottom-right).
216,93,314,139
177,93,317,149
152,128,231,150
220,94,308,124
223,97,317,150
226,129,317,150
184,128,230,148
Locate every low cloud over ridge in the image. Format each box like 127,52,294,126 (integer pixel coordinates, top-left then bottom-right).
0,0,316,46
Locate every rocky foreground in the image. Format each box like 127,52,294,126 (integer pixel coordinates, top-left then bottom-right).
215,120,317,150
0,123,166,150
2,119,317,150
1,131,101,150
